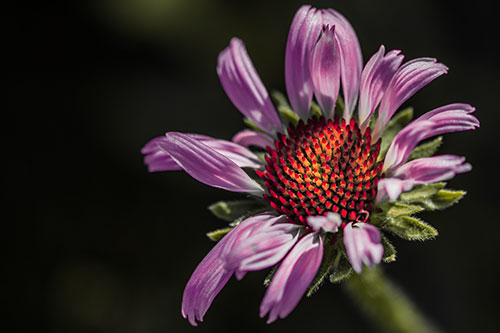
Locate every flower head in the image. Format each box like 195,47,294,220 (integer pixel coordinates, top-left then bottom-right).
142,4,478,325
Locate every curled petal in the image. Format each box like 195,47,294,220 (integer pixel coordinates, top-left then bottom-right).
307,212,342,233
217,38,282,134
322,9,363,120
142,134,263,172
158,132,263,194
343,222,383,273
232,129,274,149
182,213,277,326
260,233,323,323
223,216,301,274
285,5,323,119
383,103,479,172
373,58,449,140
377,155,471,202
309,25,341,118
358,45,404,129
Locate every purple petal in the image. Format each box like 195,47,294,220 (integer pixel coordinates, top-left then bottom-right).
260,232,323,323
373,58,449,140
182,213,276,325
158,132,263,194
343,222,383,273
309,25,341,118
358,45,404,129
377,155,471,202
222,216,301,274
322,9,363,120
383,103,479,172
307,212,342,233
285,5,323,119
217,38,282,134
232,129,274,149
142,134,263,172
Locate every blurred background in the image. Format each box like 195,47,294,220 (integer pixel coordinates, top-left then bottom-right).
11,0,499,332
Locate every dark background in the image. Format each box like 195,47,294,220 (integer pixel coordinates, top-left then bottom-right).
11,0,499,332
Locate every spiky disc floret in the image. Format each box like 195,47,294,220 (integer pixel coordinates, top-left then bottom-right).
257,116,383,228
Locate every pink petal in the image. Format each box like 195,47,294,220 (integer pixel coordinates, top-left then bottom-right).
285,5,323,119
383,103,479,172
343,222,383,273
307,212,342,233
322,9,363,120
309,25,341,118
358,45,404,129
182,213,275,326
377,155,472,202
142,134,263,172
232,129,274,149
222,215,301,274
260,232,323,323
373,58,448,141
217,38,282,135
158,132,263,194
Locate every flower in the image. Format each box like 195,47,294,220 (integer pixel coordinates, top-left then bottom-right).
142,4,479,326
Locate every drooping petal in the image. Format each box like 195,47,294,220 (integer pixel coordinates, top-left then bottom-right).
309,25,341,118
217,38,282,135
260,232,323,323
358,45,404,130
285,5,323,119
322,9,363,120
373,58,449,140
142,134,263,172
232,129,274,149
222,216,301,274
158,132,263,194
182,213,276,326
377,155,472,202
383,103,479,172
343,222,383,273
307,212,342,233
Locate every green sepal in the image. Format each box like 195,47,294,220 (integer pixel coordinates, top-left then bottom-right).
378,107,414,162
329,251,353,284
410,189,466,211
243,117,267,134
398,182,446,203
263,264,279,287
334,96,345,118
208,199,269,222
307,235,337,296
381,216,438,241
371,202,424,227
407,136,443,161
206,227,232,242
381,235,397,263
272,91,299,126
310,101,323,118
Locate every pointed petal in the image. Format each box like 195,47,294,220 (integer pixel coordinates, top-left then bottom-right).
383,103,479,172
260,232,323,323
343,222,383,273
377,155,472,202
232,129,274,149
307,212,342,233
222,215,301,274
322,9,363,120
309,25,341,118
373,58,448,140
358,45,404,129
285,5,323,119
182,213,275,325
217,38,282,134
158,132,263,194
142,134,263,172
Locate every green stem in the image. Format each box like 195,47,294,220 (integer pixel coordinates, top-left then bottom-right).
344,268,438,333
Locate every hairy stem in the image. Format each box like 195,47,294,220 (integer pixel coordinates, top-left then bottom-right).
344,268,438,332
